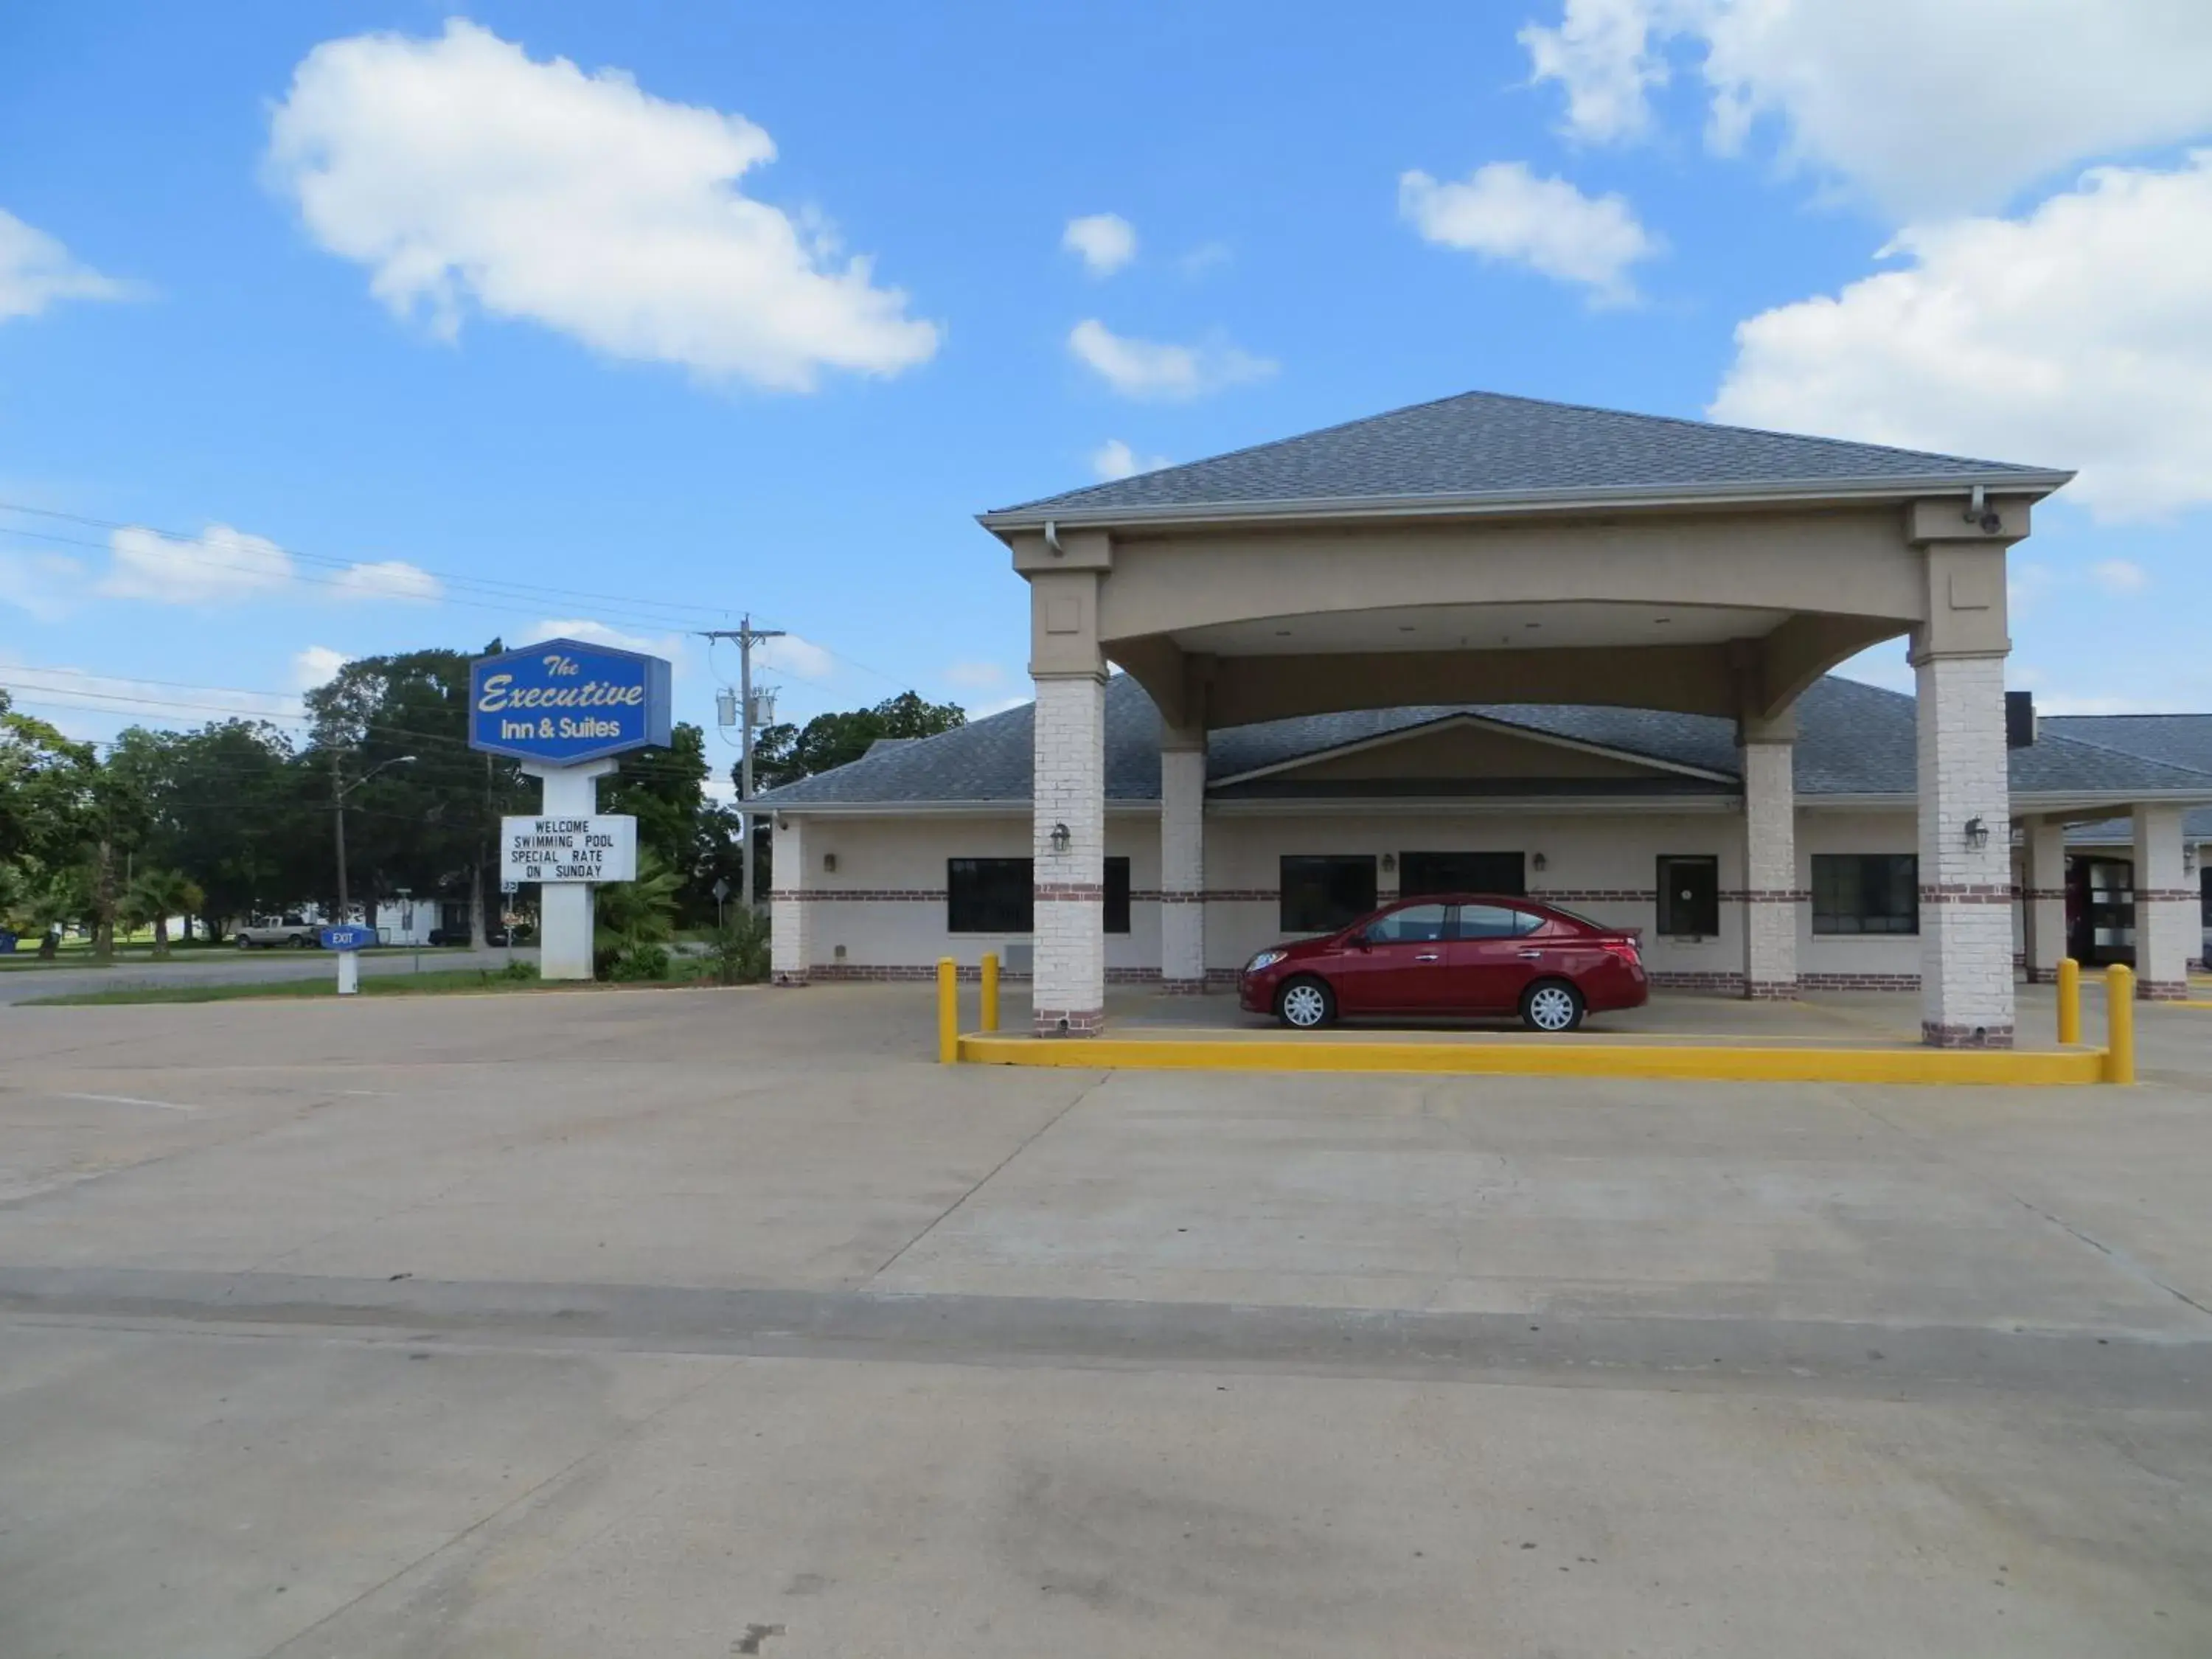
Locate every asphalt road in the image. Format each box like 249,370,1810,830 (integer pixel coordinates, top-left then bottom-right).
1,983,2207,1657
0,943,535,1006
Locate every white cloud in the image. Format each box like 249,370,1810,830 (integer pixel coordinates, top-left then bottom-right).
0,549,84,622
101,524,293,604
0,656,300,731
291,644,347,691
1090,438,1171,481
754,633,835,681
1710,151,2212,521
1179,241,1231,277
265,20,939,392
524,618,687,664
1068,319,1275,401
1520,0,1668,145
1063,213,1137,276
942,660,1004,689
328,559,442,602
0,209,141,321
1399,162,1658,305
95,523,445,607
2089,558,2149,595
1519,1,2212,218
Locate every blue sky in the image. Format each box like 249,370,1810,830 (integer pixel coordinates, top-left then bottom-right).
5,1,2211,784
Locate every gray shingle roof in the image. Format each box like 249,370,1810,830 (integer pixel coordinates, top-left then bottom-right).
751,674,2212,809
983,390,2069,526
2045,715,2212,841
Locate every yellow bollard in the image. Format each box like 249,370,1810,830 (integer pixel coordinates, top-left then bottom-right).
936,956,959,1065
2056,956,2080,1046
2104,963,2135,1085
980,953,1000,1033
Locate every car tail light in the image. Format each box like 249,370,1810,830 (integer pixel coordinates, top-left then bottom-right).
1599,938,1641,967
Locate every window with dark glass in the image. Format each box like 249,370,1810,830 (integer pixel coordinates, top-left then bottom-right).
1104,857,1130,935
1451,903,1543,939
1811,854,1918,934
947,858,1032,933
1363,902,1448,943
1656,855,1720,936
1280,855,1377,933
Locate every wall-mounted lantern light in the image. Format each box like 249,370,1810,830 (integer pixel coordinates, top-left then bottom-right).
822,852,837,873
1050,821,1071,855
1964,817,1990,850
1380,852,1397,874
1531,852,1548,872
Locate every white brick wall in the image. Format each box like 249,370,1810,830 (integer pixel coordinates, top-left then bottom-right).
2133,804,2194,997
1032,674,1107,1032
1740,738,1798,996
1159,745,1206,987
769,816,809,984
1916,653,2016,1045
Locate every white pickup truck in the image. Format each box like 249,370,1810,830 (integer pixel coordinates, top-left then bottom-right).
234,915,322,949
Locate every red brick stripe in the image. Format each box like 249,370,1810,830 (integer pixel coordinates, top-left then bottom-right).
2139,888,2201,902
1918,885,2013,905
1034,883,1104,902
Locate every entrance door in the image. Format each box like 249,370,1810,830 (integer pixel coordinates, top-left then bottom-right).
1399,851,1526,899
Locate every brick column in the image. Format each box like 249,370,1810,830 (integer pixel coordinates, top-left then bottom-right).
2132,804,2193,1000
769,815,809,986
2021,817,2067,983
1033,672,1107,1034
1159,733,1207,994
1739,726,1799,999
1914,652,2015,1046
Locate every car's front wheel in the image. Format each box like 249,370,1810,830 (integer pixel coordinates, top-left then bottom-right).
290,935,311,949
1276,975,1335,1030
1520,979,1585,1033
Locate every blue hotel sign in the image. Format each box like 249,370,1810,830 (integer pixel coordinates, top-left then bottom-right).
468,638,673,766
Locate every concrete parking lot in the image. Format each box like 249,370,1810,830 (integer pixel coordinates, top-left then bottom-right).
2,984,2209,1656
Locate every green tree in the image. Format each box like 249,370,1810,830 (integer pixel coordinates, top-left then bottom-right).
304,645,530,940
121,867,206,958
139,720,317,937
748,692,965,791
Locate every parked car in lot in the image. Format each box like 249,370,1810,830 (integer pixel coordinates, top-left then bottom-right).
1239,893,1647,1032
234,915,321,949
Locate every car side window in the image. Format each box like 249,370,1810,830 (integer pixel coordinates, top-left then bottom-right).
1364,903,1448,943
1453,904,1538,939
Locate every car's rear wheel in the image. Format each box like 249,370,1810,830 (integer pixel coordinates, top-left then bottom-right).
290,935,310,949
1520,979,1585,1034
1276,975,1335,1030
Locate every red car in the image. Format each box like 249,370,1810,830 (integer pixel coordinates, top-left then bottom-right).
1239,893,1647,1033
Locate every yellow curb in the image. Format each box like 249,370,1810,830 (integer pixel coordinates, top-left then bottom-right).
958,1034,2109,1086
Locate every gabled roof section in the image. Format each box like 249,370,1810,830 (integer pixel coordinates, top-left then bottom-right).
2043,714,2212,840
981,390,2071,529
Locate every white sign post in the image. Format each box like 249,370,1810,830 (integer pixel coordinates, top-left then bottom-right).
470,638,672,985
514,761,621,980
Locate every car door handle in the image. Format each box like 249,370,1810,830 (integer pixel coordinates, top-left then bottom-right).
1517,949,1544,959
1414,952,1441,961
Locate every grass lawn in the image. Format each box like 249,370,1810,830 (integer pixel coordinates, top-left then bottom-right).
21,968,716,1007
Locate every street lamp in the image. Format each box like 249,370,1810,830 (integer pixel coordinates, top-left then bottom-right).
332,753,417,920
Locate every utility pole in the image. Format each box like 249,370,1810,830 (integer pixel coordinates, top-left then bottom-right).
701,616,783,912
332,747,349,921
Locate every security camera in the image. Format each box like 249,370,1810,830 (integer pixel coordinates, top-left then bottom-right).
1978,510,2003,534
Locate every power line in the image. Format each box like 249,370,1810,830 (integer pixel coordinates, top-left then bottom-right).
0,502,919,692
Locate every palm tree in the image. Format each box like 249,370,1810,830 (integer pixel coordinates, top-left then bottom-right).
122,867,206,959
591,851,681,979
